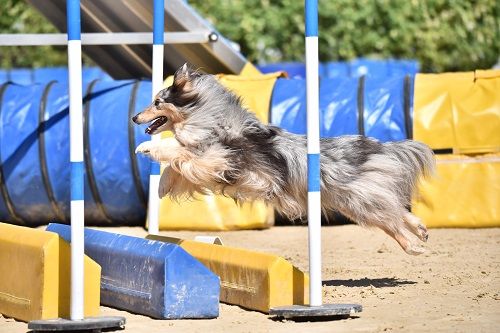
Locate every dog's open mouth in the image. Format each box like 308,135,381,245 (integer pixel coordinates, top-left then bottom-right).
145,116,168,134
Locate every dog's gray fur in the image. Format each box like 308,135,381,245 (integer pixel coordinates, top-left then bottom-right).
133,65,435,255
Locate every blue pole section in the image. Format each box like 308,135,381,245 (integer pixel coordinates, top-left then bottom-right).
305,0,322,307
148,0,165,235
66,0,85,320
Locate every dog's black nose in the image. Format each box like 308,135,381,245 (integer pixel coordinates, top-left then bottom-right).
132,114,139,123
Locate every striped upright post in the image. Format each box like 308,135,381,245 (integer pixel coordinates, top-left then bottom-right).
30,1,126,329
305,0,322,307
148,0,165,235
66,0,85,320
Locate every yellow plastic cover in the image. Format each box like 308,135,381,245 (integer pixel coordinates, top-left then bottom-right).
413,154,500,228
413,70,500,154
147,234,308,312
0,223,100,322
413,70,499,228
157,73,284,230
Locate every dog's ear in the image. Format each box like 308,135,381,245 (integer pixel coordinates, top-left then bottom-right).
173,63,192,90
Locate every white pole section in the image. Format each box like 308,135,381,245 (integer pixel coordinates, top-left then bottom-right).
305,0,322,307
148,0,165,235
67,0,85,320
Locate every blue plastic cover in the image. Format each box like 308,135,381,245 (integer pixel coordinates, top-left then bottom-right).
271,77,360,137
258,58,419,79
46,223,220,319
0,67,112,85
257,62,327,78
363,75,410,141
84,80,150,224
319,77,360,137
324,62,350,78
271,76,413,141
0,80,151,226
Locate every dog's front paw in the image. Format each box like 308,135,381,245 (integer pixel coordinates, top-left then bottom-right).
135,141,153,155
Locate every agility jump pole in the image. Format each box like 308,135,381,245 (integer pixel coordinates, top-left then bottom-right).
148,0,165,235
67,0,85,320
305,0,322,307
271,1,360,318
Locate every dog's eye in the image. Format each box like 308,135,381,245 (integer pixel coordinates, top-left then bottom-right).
154,100,161,107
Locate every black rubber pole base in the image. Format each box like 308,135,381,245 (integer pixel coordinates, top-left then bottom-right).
270,303,362,320
28,316,125,332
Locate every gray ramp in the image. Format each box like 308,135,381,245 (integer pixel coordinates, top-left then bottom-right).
27,0,250,79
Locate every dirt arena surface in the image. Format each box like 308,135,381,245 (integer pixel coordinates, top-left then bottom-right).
1,225,499,333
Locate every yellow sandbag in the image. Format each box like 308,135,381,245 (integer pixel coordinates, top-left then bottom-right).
0,223,100,322
413,154,500,228
147,234,308,312
413,70,500,154
157,73,283,230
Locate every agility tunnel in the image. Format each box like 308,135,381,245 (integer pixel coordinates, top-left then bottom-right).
0,223,100,322
0,69,498,229
147,234,308,313
46,223,220,319
0,80,151,226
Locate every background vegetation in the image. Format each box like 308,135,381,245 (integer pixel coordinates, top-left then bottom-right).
1,0,498,72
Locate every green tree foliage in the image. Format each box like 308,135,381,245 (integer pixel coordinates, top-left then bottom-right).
0,0,67,67
190,0,499,72
0,0,93,68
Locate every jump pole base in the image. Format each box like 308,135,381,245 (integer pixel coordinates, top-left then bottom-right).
269,303,362,320
28,316,125,332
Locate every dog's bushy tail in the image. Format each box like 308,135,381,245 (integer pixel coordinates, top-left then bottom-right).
384,140,435,202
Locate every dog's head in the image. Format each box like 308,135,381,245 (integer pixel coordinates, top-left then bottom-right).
132,63,201,135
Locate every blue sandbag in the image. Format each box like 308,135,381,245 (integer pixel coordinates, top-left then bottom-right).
46,223,220,319
0,80,151,226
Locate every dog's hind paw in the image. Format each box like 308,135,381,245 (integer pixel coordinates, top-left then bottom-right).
405,244,426,256
418,224,429,242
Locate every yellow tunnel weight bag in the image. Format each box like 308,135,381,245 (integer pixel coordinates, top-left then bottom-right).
0,223,100,322
412,70,500,228
157,73,284,230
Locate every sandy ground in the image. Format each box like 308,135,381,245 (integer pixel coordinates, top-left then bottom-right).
1,225,499,333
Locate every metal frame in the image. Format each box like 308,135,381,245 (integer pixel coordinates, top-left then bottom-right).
25,0,247,79
0,32,216,46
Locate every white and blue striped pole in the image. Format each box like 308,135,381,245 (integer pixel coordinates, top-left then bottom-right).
67,0,85,320
148,0,164,235
305,0,322,307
